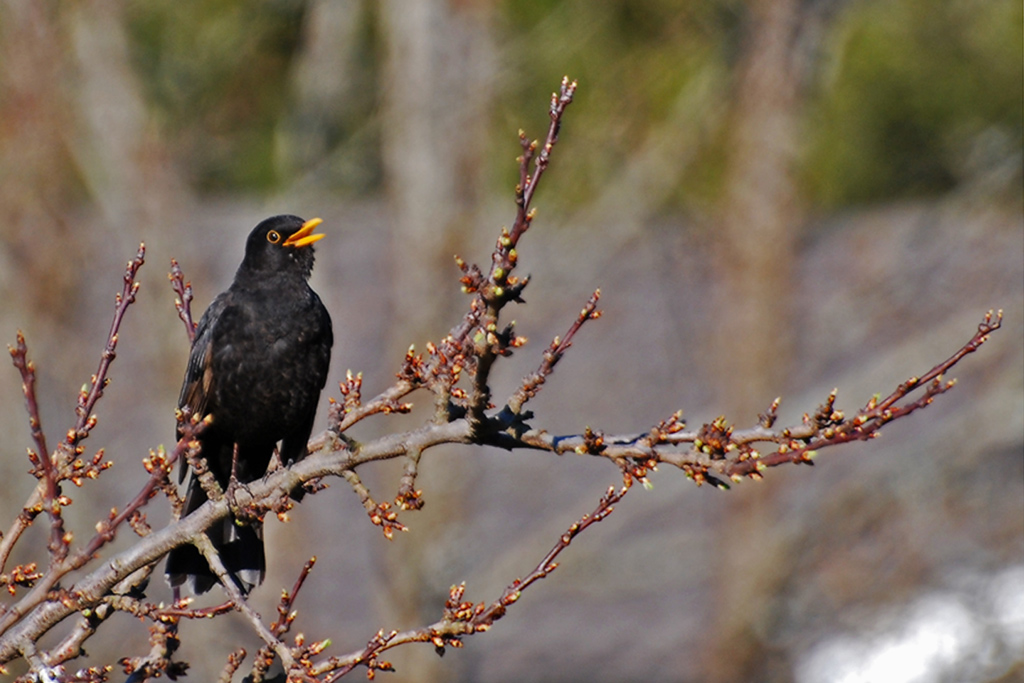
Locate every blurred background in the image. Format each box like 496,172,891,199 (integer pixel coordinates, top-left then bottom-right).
0,0,1021,681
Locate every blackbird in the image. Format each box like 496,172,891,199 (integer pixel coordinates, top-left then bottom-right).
165,215,333,595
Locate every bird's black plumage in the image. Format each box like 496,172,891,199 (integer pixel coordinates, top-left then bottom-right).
165,215,333,595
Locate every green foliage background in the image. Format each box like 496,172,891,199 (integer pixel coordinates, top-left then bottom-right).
122,0,1021,210
804,0,1023,207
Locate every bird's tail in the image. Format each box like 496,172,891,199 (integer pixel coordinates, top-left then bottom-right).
165,476,265,595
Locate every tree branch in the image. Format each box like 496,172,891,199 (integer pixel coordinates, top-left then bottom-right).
0,77,1005,681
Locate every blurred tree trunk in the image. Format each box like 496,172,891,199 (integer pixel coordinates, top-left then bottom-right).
276,0,377,189
0,0,80,332
0,0,190,528
380,0,493,336
0,0,82,510
67,0,189,249
0,0,189,352
705,0,811,679
377,2,495,681
66,0,191,377
713,0,803,407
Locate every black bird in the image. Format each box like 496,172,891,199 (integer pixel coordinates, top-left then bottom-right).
165,215,333,595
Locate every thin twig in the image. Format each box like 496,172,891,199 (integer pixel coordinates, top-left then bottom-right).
168,259,196,343
250,557,317,681
68,245,146,452
193,534,294,671
340,470,406,539
509,76,578,249
506,289,601,415
312,484,628,678
6,335,62,563
219,649,247,683
469,484,627,630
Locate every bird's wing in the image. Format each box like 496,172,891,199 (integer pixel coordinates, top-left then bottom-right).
178,307,214,416
177,292,231,430
278,291,333,468
312,290,334,390
176,293,231,483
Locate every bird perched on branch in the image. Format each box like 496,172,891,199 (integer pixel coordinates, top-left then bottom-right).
165,215,333,595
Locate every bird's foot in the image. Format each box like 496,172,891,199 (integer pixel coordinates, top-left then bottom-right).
225,476,259,524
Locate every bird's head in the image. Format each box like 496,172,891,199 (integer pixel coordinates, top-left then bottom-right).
241,215,326,278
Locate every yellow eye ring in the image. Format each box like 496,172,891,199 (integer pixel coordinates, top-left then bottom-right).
267,230,281,244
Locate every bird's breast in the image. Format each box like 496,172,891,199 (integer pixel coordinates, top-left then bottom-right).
207,287,331,440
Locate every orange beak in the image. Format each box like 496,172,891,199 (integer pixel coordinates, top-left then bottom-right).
283,217,326,248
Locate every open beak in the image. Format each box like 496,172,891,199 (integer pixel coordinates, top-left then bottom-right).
283,217,326,248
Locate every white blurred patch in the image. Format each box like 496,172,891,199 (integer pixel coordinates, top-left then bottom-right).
795,564,1024,683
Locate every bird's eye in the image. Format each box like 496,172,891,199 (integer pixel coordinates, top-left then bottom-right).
267,230,281,244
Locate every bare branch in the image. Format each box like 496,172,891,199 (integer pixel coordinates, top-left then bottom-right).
194,533,294,671
510,76,578,248
168,258,197,343
340,469,406,540
69,244,146,453
249,557,317,681
6,334,62,563
0,77,1005,681
219,649,247,683
311,484,628,678
506,288,602,415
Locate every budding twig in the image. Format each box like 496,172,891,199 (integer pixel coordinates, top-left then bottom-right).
469,483,626,631
218,648,247,683
509,76,578,249
70,244,146,452
249,557,318,681
194,533,294,671
6,334,62,564
340,470,406,540
310,483,627,678
506,288,602,415
492,310,1005,489
0,246,145,641
168,258,196,344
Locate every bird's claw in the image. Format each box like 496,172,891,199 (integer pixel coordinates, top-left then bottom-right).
225,476,259,523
